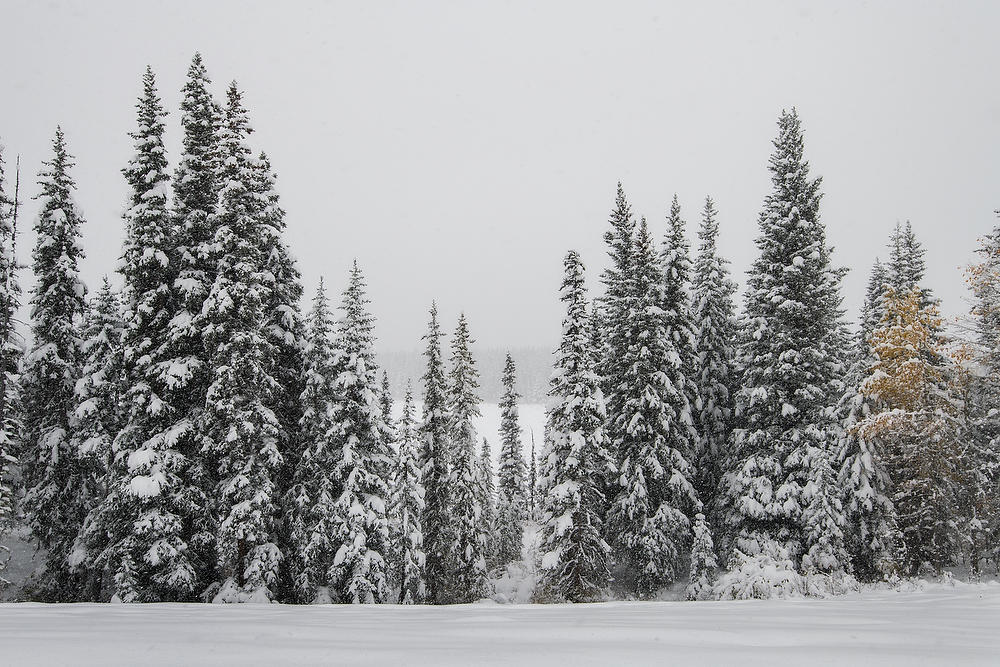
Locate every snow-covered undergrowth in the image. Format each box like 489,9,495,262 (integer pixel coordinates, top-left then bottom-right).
2,581,998,666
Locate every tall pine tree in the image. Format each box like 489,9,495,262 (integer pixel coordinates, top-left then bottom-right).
536,250,612,602
94,66,202,602
419,302,453,604
328,262,393,604
251,152,305,602
690,196,737,511
446,313,490,602
717,110,847,598
389,382,426,603
20,127,89,601
606,219,699,598
837,260,900,581
598,183,636,479
495,353,528,568
963,213,1000,573
0,148,20,588
288,279,338,602
478,437,497,571
164,53,224,592
659,194,699,462
68,278,125,599
203,83,283,602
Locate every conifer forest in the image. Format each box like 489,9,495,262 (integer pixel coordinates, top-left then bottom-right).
1,3,998,665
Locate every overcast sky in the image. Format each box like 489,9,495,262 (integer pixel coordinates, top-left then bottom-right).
3,0,998,351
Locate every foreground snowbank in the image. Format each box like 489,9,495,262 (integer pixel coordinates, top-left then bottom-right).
3,581,998,666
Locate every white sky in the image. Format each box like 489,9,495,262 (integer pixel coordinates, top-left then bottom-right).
3,0,998,350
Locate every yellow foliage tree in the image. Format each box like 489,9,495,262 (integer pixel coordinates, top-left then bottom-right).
860,286,941,413
856,286,963,576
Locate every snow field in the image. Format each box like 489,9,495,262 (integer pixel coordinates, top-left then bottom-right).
2,581,998,666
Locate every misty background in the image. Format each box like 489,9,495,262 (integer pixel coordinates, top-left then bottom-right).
2,1,998,399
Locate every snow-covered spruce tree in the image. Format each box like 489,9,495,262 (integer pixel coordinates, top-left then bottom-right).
963,215,1000,573
20,127,89,601
478,437,497,571
90,66,202,603
857,286,965,576
860,259,888,343
715,110,848,599
659,195,699,460
389,382,426,603
251,152,305,601
686,513,717,601
67,278,125,598
287,279,338,603
161,53,224,593
799,444,853,593
495,353,528,568
535,250,612,603
597,183,636,474
606,219,699,599
690,196,737,512
327,262,393,604
203,83,283,603
446,313,490,602
379,371,394,436
837,260,901,582
528,429,538,520
0,148,21,588
888,222,936,311
418,302,454,604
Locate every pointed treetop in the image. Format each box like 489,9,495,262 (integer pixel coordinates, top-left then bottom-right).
37,126,76,197
700,196,718,242
449,312,481,420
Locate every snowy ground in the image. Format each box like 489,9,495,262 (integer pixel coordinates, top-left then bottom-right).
2,581,998,665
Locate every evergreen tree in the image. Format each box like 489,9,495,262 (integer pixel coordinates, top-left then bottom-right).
67,278,125,598
446,313,490,602
888,222,935,310
686,513,717,601
20,127,89,601
203,83,283,602
0,148,21,589
379,371,394,435
164,53,224,592
93,66,202,603
288,280,338,602
389,382,426,603
536,250,611,602
717,110,847,598
495,353,527,568
690,197,737,511
859,259,888,343
858,287,965,576
963,214,1000,573
253,155,304,454
529,430,538,520
419,302,453,604
606,219,699,598
598,183,636,475
799,444,852,591
659,194,699,462
251,152,305,601
328,262,393,604
837,260,900,582
478,437,497,570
